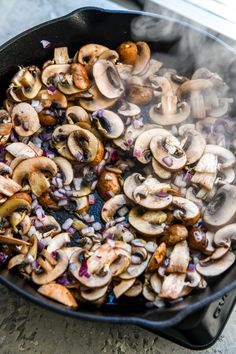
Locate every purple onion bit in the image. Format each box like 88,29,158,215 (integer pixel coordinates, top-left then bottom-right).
0,252,8,265
79,258,91,278
57,274,74,286
187,263,196,271
156,191,169,198
162,155,173,167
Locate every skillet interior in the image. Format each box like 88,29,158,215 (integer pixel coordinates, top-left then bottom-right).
0,7,236,329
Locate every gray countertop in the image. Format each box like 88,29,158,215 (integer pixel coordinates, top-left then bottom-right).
0,1,236,353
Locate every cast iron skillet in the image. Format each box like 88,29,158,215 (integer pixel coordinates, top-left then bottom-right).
0,6,236,331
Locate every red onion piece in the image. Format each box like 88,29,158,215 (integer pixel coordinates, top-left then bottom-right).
156,191,169,198
162,156,173,167
40,40,51,48
79,259,91,278
187,263,196,271
133,149,141,158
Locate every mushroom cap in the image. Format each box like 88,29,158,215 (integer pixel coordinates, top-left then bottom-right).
150,134,187,171
128,206,166,237
93,59,124,99
172,196,201,225
79,85,117,112
124,173,172,210
38,284,77,308
134,128,169,164
149,101,190,126
196,251,235,277
93,110,124,139
117,41,138,65
181,129,206,165
203,185,236,231
54,157,73,185
12,156,58,197
101,194,128,222
32,250,68,285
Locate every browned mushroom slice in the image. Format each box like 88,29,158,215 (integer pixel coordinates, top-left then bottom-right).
54,157,73,185
67,129,98,163
93,59,124,99
77,43,108,67
119,254,151,280
150,134,187,171
79,85,117,112
0,194,31,218
70,250,112,288
124,279,143,297
113,279,136,298
11,102,40,137
52,124,80,160
196,251,235,277
0,235,30,246
66,106,90,125
99,49,119,63
148,242,166,271
32,250,68,285
101,194,128,222
37,89,67,109
11,66,42,100
152,158,171,180
172,197,200,225
167,241,189,273
110,250,131,276
87,243,117,274
0,109,12,137
124,173,172,210
117,41,138,65
128,207,166,237
0,176,21,197
92,110,124,139
203,185,236,231
161,224,188,246
180,129,206,165
187,227,208,252
159,273,186,300
6,142,36,158
205,145,235,169
142,282,158,301
7,254,26,269
12,157,58,197
38,284,77,308
80,284,109,302
132,42,151,75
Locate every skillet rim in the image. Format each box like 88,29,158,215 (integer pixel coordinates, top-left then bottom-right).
0,6,236,329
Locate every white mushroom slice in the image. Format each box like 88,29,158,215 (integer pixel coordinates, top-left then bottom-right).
35,215,61,237
167,241,189,273
185,270,201,287
92,110,124,139
0,176,21,197
113,279,136,298
103,225,135,243
214,224,236,249
7,254,25,269
32,250,68,285
152,158,171,180
118,123,157,151
87,243,117,274
159,273,186,300
80,284,109,302
12,103,40,137
52,124,80,160
172,197,200,225
216,168,235,185
54,157,74,185
101,194,128,222
143,283,158,301
54,47,69,64
118,102,141,117
79,85,117,112
203,185,236,231
124,173,172,210
129,207,166,237
149,101,190,126
110,250,131,276
41,64,70,86
38,284,77,308
132,42,151,75
124,280,143,297
191,172,217,191
47,233,71,253
208,98,233,117
196,251,235,277
66,106,90,124
205,145,235,169
134,128,169,164
67,128,98,163
195,153,218,173
119,254,151,280
93,59,124,99
150,273,162,293
6,142,36,158
150,134,187,171
205,231,216,255
180,129,206,165
10,155,30,170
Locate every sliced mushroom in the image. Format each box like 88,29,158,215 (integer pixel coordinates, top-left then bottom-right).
143,282,158,301
7,254,26,269
93,59,124,99
11,103,40,137
118,102,141,117
67,128,98,163
101,194,128,222
37,89,67,109
77,43,108,68
47,233,71,253
159,273,186,300
12,156,58,197
110,250,131,276
52,124,80,160
150,134,187,171
124,279,142,297
167,241,189,273
148,242,166,271
66,106,90,125
0,193,31,217
214,224,236,251
188,227,208,252
161,224,188,246
196,251,235,277
0,175,21,197
38,284,77,308
117,41,137,65
203,185,236,231
10,65,42,100
180,129,206,165
92,110,124,139
149,101,190,126
216,168,235,185
80,284,109,302
79,85,117,112
152,158,171,180
32,250,68,285
0,235,29,246
185,270,201,287
54,157,73,185
205,145,235,169
172,196,201,225
128,207,166,237
97,170,121,201
191,153,218,190
119,254,151,280
6,142,36,158
124,173,172,210
132,42,151,75
113,279,136,298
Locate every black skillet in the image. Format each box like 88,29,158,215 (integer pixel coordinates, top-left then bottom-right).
0,6,236,350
